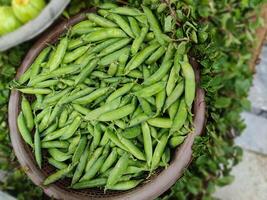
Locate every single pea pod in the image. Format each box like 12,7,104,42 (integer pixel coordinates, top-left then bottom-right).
169,136,186,148
138,97,153,116
63,45,89,64
131,26,148,55
106,180,143,191
75,58,99,85
105,128,128,151
34,125,42,168
128,16,140,37
171,99,188,133
98,47,130,66
163,80,184,111
100,148,118,173
72,136,87,164
87,13,117,27
84,28,127,43
73,87,109,105
123,126,142,139
21,96,34,131
18,88,52,95
134,82,166,98
41,141,69,149
128,112,150,127
107,153,129,187
48,37,68,71
72,178,107,189
60,116,81,140
151,133,169,170
110,7,142,16
168,100,179,120
71,20,96,36
147,117,172,128
17,112,33,147
48,158,68,170
90,123,102,151
166,67,180,96
98,38,132,57
43,163,77,185
40,120,58,137
85,147,104,172
125,42,160,73
145,46,166,65
141,122,153,166
48,148,72,162
181,55,196,108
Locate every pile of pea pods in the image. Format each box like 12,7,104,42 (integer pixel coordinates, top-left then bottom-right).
15,4,196,191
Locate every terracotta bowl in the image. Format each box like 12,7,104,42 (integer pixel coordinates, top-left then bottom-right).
8,10,206,200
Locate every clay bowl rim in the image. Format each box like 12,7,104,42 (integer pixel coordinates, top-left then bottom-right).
8,9,206,200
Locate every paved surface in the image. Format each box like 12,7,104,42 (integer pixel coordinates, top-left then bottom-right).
214,44,267,200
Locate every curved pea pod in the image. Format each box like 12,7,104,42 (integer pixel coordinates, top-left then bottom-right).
98,47,130,66
43,163,77,185
141,122,153,166
138,97,153,116
72,178,107,189
48,37,68,71
84,97,121,120
169,136,186,148
107,62,118,76
85,147,103,172
72,136,87,164
68,135,81,155
43,87,72,105
87,13,117,27
155,88,166,116
81,153,108,181
181,56,196,108
162,42,175,63
125,43,160,73
60,116,82,140
142,6,165,45
41,141,69,149
107,179,142,191
72,104,91,116
97,102,136,121
84,28,127,43
143,60,173,86
73,87,109,105
92,38,121,53
171,99,188,132
90,123,102,151
17,112,33,147
74,51,95,68
71,20,96,36
21,96,34,131
48,158,68,170
145,46,166,65
145,32,155,41
100,148,118,173
128,112,150,127
107,153,129,187
151,133,169,170
161,147,171,168
48,148,71,162
40,120,58,138
166,67,180,96
131,26,148,55
128,17,140,37
60,87,96,105
98,2,118,9
110,7,142,16
168,100,179,120
72,143,90,185
105,128,128,151
164,81,184,111
98,38,132,57
116,46,130,76
47,104,64,126
134,82,166,98
123,126,141,139
18,88,52,95
75,58,99,85
67,37,87,50
34,126,42,168
118,134,145,161
18,67,32,85
63,45,89,64
147,118,172,128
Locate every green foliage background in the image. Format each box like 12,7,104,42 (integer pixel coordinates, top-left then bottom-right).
0,0,265,199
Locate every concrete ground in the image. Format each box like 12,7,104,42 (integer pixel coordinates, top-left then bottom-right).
214,44,267,199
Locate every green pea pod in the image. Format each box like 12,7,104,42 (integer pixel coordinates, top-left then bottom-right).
128,112,150,127
48,37,68,71
105,128,128,151
155,88,166,116
123,126,142,139
87,13,117,28
40,120,58,137
142,6,165,45
58,109,68,128
41,141,69,149
106,179,143,190
48,148,71,162
125,43,159,74
21,96,34,131
134,82,166,98
60,87,96,104
18,88,52,95
164,81,184,111
72,178,107,189
169,136,186,148
138,97,153,116
107,153,129,187
84,97,121,120
98,38,132,57
72,104,91,116
74,51,95,68
72,136,87,164
128,17,140,37
97,103,136,121
181,56,196,108
42,125,69,141
168,100,179,120
131,26,148,55
141,122,153,166
171,99,188,132
18,67,32,85
71,20,96,36
107,62,118,76
73,87,109,105
43,88,72,105
145,46,166,65
34,125,42,168
60,116,82,140
110,7,142,16
166,67,180,96
151,133,169,170
68,135,81,155
43,163,77,185
92,38,121,53
90,123,102,151
98,2,118,9
98,47,130,66
85,147,103,172
48,158,68,170
67,37,87,50
143,60,173,86
84,28,127,43
147,118,172,128
63,45,89,64
72,143,90,185
100,148,118,173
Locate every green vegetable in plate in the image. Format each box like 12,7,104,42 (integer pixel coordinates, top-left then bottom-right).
0,6,22,35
